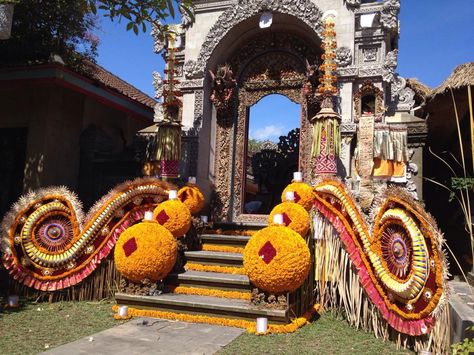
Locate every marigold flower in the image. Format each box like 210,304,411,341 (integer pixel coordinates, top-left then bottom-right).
243,225,311,293
114,221,177,283
153,199,191,237
268,202,310,237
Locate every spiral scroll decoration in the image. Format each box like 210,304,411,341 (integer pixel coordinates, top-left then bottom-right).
313,179,447,336
1,178,174,291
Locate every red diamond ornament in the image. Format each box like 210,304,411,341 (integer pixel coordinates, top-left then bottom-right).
258,241,277,264
282,212,292,226
179,190,187,203
156,210,170,225
294,191,301,203
123,237,138,257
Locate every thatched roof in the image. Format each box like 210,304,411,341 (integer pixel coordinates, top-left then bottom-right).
430,62,474,98
406,78,431,103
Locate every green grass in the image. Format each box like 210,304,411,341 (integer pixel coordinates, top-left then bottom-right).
0,301,414,355
219,312,414,355
0,300,122,355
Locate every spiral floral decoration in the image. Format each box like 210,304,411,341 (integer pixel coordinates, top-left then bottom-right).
268,202,310,237
1,178,173,291
114,220,177,283
313,179,447,336
243,225,311,294
281,182,315,211
153,199,191,238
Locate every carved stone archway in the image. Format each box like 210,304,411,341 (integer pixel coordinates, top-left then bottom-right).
189,0,324,77
211,32,321,223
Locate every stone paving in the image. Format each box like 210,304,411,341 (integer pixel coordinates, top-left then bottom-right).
42,317,244,355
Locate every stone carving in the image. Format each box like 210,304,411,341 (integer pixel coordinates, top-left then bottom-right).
353,80,385,122
363,47,378,63
382,49,398,83
179,3,194,29
405,149,419,199
151,23,166,54
397,87,416,111
153,103,164,123
184,60,197,79
194,0,323,75
337,67,358,77
345,0,361,8
359,67,382,77
152,71,164,99
260,140,278,151
180,79,205,91
335,47,352,67
209,64,237,114
380,0,400,32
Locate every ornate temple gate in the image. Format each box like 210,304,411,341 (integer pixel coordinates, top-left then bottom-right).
211,32,322,223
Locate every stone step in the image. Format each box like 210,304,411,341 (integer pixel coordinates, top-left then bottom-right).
200,234,250,247
166,270,251,292
185,251,243,267
115,292,288,324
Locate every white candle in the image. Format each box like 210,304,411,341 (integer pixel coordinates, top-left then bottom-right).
200,215,208,223
256,317,268,334
144,211,154,221
285,191,295,201
8,295,19,307
293,172,303,182
188,176,197,184
273,214,284,225
168,190,178,200
118,305,129,317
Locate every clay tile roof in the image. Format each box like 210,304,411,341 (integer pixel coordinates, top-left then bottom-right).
84,61,156,109
430,62,474,99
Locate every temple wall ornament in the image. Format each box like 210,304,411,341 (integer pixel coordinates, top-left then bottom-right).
179,3,194,30
184,60,198,79
344,0,361,8
209,64,237,115
194,0,324,76
335,47,352,67
353,80,385,122
380,0,400,32
153,71,164,99
382,49,398,83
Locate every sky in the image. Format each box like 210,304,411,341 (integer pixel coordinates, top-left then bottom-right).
95,0,474,140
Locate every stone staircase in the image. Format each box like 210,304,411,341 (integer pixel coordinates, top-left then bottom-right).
115,226,290,324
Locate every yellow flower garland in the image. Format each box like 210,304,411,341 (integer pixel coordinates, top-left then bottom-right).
185,263,246,275
114,221,177,283
169,285,251,300
153,199,191,238
112,304,320,334
243,225,311,293
178,184,205,215
281,182,315,211
268,202,310,237
202,244,244,254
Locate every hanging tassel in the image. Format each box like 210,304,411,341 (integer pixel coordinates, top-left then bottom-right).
153,122,182,178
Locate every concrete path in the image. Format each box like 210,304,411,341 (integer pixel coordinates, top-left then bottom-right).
42,318,244,355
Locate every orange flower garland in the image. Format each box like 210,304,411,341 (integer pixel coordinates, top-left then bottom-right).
185,263,246,275
202,244,244,254
268,202,310,237
243,225,311,293
169,285,251,301
114,220,177,283
112,304,320,334
178,184,205,215
153,199,191,238
281,182,315,211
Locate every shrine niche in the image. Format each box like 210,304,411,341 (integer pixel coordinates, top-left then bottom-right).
353,80,385,122
210,31,322,223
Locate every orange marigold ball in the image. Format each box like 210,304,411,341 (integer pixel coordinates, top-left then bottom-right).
153,199,191,238
281,182,314,211
268,202,310,237
114,221,177,283
178,184,205,215
243,225,311,293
